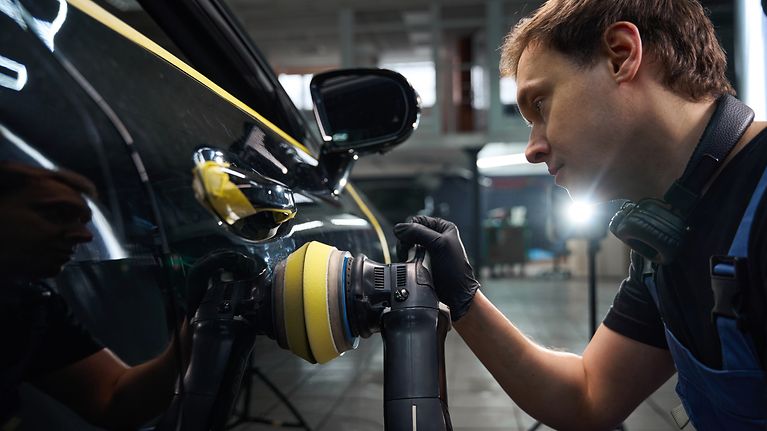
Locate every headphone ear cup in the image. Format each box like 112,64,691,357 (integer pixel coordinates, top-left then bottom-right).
610,199,688,264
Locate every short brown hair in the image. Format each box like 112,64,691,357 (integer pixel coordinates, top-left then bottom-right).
500,0,734,101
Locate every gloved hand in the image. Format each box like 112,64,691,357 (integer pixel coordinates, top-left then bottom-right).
393,216,480,321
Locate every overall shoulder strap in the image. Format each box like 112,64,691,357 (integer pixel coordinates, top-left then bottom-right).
710,162,767,369
727,163,767,258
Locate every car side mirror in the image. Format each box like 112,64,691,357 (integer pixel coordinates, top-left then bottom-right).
310,69,420,195
311,68,420,155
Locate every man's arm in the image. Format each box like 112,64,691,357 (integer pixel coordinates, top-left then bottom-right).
455,291,676,431
35,323,190,430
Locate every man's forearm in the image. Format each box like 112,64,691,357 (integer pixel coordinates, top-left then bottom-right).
454,291,623,430
102,322,191,430
98,339,181,430
39,343,181,431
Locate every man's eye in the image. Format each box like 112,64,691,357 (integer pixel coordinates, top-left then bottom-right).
534,99,544,115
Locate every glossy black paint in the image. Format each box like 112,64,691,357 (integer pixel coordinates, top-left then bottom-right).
0,2,397,425
136,0,319,154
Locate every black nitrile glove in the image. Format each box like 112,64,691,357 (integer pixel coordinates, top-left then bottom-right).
394,216,480,321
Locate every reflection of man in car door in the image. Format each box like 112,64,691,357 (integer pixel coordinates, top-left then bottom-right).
0,162,187,430
0,163,95,279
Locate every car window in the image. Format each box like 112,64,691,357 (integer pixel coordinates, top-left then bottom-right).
91,0,189,62
91,0,323,157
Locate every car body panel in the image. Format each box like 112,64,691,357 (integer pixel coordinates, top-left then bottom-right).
1,0,395,380
4,0,392,263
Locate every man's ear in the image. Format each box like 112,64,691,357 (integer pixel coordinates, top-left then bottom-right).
602,21,642,84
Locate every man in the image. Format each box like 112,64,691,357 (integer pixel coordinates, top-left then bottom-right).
0,162,188,430
395,1,766,430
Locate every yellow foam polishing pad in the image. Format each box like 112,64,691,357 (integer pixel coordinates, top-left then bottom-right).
272,260,289,351
303,241,340,364
283,242,316,363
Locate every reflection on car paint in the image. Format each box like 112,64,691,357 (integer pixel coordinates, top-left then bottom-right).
0,125,128,262
83,199,127,260
3,0,394,281
292,193,315,204
330,217,369,227
347,184,391,263
243,127,289,175
14,0,67,51
289,220,324,236
0,1,26,28
0,55,27,91
66,0,314,157
191,149,298,241
0,123,53,168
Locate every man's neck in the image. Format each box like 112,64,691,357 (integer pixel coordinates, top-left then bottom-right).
639,94,766,201
654,99,716,197
639,95,717,200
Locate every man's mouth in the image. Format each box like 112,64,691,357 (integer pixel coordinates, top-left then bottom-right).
548,164,562,176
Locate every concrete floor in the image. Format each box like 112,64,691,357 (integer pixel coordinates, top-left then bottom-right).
230,277,686,431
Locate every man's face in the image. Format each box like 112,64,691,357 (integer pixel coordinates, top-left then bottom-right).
516,44,640,201
0,174,94,279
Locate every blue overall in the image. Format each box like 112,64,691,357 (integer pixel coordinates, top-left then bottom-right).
644,166,767,430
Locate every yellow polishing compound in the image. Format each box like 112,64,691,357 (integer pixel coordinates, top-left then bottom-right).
273,242,358,364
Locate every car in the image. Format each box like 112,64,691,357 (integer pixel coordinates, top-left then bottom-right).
0,0,419,428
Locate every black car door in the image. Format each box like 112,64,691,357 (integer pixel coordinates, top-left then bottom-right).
54,0,393,265
3,0,396,427
5,0,393,351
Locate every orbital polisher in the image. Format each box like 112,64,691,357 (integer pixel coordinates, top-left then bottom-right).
165,242,453,431
272,242,453,430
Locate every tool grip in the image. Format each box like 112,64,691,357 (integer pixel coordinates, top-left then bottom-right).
382,300,452,430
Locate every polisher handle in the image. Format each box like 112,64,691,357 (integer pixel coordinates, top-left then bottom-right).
381,250,452,431
382,307,452,431
158,254,266,431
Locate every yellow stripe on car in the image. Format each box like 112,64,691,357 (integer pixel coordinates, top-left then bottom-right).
347,184,391,264
66,0,313,157
67,0,392,260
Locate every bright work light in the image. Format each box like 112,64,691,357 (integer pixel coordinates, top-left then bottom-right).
567,200,596,226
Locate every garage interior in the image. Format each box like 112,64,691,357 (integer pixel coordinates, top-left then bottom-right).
223,1,760,430
6,0,767,430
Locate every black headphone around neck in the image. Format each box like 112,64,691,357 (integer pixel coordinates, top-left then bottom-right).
609,95,755,264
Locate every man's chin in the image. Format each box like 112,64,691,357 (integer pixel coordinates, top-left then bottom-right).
563,186,594,203
562,182,613,204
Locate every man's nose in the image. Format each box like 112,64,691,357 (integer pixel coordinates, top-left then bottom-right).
524,129,550,164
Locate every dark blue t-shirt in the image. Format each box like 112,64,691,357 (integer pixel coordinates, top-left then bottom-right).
0,282,102,423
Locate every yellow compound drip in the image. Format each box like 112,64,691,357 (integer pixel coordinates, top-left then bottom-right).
302,242,340,364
